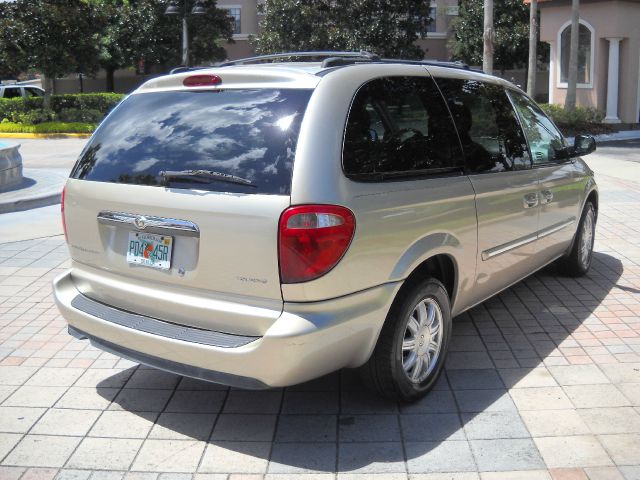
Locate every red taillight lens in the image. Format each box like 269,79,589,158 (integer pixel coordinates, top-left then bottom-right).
278,205,355,284
61,183,68,243
183,74,221,87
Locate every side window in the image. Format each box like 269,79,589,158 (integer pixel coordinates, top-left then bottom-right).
343,76,463,178
507,90,567,165
2,87,22,99
436,79,531,174
24,88,43,98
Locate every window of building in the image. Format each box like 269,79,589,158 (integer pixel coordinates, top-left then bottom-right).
558,20,594,87
427,6,437,33
343,76,463,179
223,7,241,34
436,79,531,174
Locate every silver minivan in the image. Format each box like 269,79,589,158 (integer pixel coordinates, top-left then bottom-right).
54,52,598,401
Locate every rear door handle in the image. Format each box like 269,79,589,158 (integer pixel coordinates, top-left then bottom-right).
523,193,539,209
540,189,553,204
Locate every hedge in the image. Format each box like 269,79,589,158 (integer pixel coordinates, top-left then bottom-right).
0,122,96,134
0,93,125,125
539,104,610,136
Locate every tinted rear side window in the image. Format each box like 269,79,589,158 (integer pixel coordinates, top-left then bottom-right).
2,87,22,98
71,89,313,195
343,76,463,179
436,79,531,174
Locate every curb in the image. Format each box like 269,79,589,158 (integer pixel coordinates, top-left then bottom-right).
0,132,92,139
0,168,67,214
0,190,61,214
593,130,640,143
567,130,640,145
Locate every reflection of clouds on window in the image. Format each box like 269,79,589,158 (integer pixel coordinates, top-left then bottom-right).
263,163,278,175
185,147,268,175
71,89,312,195
132,158,160,173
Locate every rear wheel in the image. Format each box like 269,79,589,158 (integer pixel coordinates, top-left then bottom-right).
361,278,451,402
558,202,596,277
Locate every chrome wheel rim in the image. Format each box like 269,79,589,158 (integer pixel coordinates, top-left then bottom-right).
402,298,443,384
580,209,595,267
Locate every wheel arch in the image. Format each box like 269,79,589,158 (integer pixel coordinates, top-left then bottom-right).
586,188,599,217
397,254,457,307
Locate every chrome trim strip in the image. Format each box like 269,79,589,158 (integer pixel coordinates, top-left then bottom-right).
481,233,538,261
97,211,200,237
537,217,576,239
482,217,576,261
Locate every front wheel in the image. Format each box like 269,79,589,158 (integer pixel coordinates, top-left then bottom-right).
558,202,596,277
360,278,452,402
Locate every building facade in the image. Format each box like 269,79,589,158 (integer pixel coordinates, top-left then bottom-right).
216,0,461,61
537,0,640,123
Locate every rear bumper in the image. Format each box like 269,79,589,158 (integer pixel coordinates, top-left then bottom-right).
53,269,399,388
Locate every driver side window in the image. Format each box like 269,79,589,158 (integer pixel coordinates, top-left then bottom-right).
508,90,567,165
342,76,462,178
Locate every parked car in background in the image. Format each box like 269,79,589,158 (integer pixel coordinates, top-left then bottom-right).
0,84,44,99
53,51,598,401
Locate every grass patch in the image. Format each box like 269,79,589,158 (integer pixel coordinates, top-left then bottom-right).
0,122,96,134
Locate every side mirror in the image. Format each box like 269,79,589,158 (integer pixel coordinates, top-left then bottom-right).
573,134,596,157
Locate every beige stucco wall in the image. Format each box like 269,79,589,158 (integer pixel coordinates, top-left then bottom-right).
540,0,640,123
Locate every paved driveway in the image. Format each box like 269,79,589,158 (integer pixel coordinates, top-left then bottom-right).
0,161,639,479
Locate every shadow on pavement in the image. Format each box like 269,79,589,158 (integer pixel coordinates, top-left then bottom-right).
98,251,623,473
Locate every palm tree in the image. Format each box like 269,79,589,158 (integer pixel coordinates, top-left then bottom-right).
565,0,580,111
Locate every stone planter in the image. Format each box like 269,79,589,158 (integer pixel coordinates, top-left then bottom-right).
0,141,23,191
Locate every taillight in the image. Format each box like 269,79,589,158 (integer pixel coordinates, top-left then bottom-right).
61,183,68,243
278,205,355,283
183,74,221,87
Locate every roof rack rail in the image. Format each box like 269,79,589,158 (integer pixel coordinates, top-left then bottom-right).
320,57,473,70
216,51,379,67
313,56,479,73
211,51,481,74
383,58,475,71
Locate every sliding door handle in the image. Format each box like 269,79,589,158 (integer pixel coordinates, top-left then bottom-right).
523,193,539,209
540,189,554,204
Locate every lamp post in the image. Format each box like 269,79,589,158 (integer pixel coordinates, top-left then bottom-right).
164,1,208,67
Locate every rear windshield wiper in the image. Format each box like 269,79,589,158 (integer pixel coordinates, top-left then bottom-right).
159,169,256,187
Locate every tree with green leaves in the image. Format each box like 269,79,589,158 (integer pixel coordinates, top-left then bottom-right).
0,0,233,95
92,0,233,91
141,0,233,67
93,0,150,92
0,2,29,79
254,0,433,59
451,0,547,73
7,0,104,105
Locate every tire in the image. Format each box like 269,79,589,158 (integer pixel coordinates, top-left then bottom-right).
558,202,596,277
360,278,452,402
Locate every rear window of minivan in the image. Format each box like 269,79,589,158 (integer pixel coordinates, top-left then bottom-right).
71,89,313,195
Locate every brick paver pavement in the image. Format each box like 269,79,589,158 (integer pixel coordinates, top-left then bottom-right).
0,172,639,480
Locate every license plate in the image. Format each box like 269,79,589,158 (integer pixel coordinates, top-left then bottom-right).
126,232,173,270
